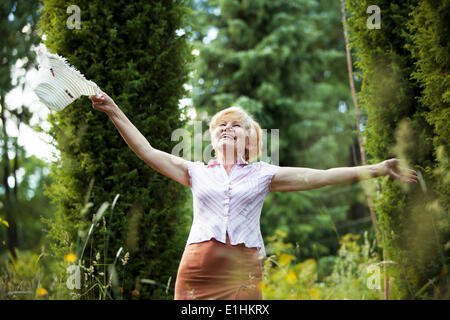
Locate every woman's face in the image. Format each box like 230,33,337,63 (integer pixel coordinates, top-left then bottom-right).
211,118,248,161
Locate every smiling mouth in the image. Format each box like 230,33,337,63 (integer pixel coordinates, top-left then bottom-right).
221,134,237,141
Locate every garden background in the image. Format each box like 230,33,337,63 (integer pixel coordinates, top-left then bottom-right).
0,0,448,300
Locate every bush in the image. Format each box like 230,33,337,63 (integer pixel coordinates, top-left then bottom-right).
262,230,384,300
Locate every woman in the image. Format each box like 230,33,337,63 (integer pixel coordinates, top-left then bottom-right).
90,91,418,300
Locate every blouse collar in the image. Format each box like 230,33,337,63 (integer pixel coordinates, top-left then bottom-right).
207,155,248,167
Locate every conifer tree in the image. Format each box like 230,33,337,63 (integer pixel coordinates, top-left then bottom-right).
346,0,449,298
39,0,193,299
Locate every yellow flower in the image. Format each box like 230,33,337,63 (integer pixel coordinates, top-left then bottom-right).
37,288,48,296
279,253,295,266
308,287,320,300
286,270,297,283
64,253,77,263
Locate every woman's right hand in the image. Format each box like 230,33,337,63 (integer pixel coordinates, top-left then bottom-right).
89,90,118,115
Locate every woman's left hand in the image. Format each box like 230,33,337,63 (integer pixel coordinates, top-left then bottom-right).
382,158,419,184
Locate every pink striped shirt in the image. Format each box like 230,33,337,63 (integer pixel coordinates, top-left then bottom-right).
185,155,280,258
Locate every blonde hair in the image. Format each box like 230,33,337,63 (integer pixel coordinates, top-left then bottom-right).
209,106,262,162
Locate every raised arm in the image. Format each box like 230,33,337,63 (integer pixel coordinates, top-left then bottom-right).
270,159,418,192
90,91,191,188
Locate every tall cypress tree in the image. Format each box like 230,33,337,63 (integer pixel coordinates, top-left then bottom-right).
407,0,449,212
39,0,193,299
346,0,448,299
189,0,369,262
406,0,449,299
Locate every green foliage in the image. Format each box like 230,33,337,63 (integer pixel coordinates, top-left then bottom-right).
0,248,44,300
1,192,142,300
38,0,193,299
0,0,41,95
345,0,449,299
407,0,450,212
0,0,45,258
263,230,383,299
0,155,55,249
0,149,56,253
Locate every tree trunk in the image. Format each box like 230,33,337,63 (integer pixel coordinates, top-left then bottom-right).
339,0,389,299
0,94,19,259
13,136,19,200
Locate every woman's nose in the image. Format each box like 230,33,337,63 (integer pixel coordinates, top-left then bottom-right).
223,124,233,131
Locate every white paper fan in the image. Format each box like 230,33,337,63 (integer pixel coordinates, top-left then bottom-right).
32,43,101,111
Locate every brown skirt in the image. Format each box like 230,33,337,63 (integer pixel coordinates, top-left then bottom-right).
174,233,263,300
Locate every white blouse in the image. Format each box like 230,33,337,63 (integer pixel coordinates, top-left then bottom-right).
185,156,280,258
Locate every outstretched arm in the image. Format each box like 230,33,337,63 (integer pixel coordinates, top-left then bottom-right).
269,159,418,192
90,91,191,188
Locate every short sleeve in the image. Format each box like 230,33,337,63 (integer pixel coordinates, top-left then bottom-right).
258,161,280,193
186,160,202,189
